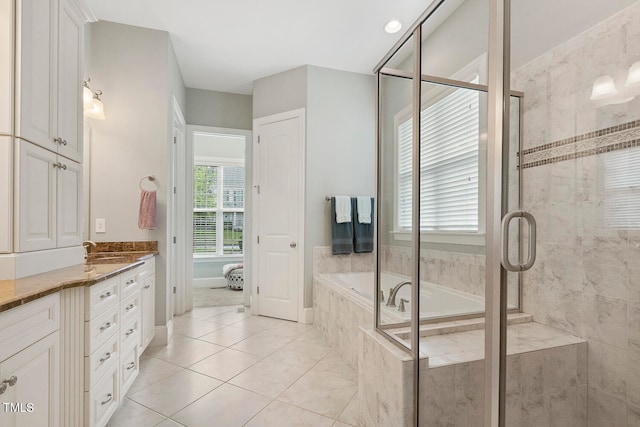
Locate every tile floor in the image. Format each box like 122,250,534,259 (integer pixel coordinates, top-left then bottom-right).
107,305,360,427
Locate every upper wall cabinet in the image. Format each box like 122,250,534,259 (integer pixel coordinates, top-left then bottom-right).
0,0,13,135
13,0,85,163
0,137,12,254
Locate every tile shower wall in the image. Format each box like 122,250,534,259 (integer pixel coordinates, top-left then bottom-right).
513,3,640,425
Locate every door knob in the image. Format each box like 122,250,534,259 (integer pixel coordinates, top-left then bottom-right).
290,242,297,248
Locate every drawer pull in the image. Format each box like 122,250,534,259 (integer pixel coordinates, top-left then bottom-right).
126,303,135,312
99,322,112,331
0,383,5,394
100,291,112,300
0,376,17,394
126,362,136,370
100,393,113,405
125,328,134,336
99,352,111,363
126,279,135,285
143,284,150,289
7,376,17,387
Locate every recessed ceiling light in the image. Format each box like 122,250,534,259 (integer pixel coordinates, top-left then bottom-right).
384,20,402,34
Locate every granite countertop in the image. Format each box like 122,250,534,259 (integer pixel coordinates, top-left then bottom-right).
0,251,157,313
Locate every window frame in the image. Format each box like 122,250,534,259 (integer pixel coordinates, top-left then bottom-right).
393,55,487,246
193,156,245,258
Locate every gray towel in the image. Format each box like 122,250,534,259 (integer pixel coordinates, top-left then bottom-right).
353,197,374,253
331,197,354,254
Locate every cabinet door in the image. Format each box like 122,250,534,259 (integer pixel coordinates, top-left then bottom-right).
0,331,60,427
15,140,57,252
0,0,14,135
56,0,83,163
56,157,82,247
15,0,58,152
0,137,12,253
141,275,155,350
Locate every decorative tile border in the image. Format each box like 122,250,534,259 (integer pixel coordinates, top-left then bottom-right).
520,119,640,169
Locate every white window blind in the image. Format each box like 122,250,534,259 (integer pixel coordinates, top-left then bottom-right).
397,77,480,232
605,146,640,228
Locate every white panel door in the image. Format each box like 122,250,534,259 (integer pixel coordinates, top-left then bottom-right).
56,157,82,247
56,0,83,162
15,140,57,252
15,0,58,152
0,137,12,253
0,331,60,427
256,111,304,321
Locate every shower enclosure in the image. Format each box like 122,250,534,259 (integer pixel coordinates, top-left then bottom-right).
372,0,640,425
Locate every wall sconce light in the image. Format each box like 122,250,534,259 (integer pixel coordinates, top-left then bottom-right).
590,75,618,101
83,79,106,120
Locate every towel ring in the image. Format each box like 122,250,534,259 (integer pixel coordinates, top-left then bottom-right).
139,175,159,191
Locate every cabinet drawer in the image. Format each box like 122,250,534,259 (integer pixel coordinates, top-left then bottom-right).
85,362,118,427
84,332,118,392
85,276,119,321
85,306,118,356
120,316,140,353
136,258,155,281
0,293,59,362
120,344,139,397
120,291,141,326
120,268,141,300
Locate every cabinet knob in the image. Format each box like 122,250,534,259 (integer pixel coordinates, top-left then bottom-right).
54,137,62,144
61,139,67,146
7,376,17,386
290,242,297,248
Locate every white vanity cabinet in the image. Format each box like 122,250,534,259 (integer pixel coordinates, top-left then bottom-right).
14,0,85,162
0,294,61,427
137,258,156,350
14,140,82,252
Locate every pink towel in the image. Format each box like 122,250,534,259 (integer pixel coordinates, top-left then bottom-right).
138,190,157,230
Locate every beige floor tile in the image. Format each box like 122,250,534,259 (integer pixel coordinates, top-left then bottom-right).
332,421,355,427
230,330,292,357
106,398,165,426
338,393,361,426
205,309,253,325
172,383,270,427
172,316,225,338
312,351,357,381
183,306,238,320
295,328,327,344
263,338,331,370
267,320,315,339
231,315,287,333
245,400,334,427
145,335,225,367
197,325,257,347
278,371,358,419
126,355,183,396
128,369,222,417
188,348,262,381
229,358,307,398
154,419,184,427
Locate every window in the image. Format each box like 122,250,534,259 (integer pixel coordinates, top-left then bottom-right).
397,75,481,233
193,162,244,255
604,146,640,228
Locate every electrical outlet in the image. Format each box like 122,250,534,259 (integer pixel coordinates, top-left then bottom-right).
96,218,106,233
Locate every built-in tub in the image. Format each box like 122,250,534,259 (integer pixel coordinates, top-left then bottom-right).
319,271,489,322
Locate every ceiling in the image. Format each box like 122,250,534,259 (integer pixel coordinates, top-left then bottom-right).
86,0,433,95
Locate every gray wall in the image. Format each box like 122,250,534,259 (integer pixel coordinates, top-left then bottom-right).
304,66,375,306
88,20,185,329
186,88,252,130
252,66,307,119
252,65,375,308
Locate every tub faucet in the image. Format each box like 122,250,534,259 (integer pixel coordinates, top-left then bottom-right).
386,281,411,307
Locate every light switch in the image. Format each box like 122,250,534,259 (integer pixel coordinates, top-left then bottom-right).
96,218,106,233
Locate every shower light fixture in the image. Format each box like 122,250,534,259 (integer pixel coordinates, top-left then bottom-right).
626,61,640,88
384,20,402,34
83,79,106,120
590,75,617,101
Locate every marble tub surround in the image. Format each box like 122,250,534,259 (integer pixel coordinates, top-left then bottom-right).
0,261,144,313
380,245,486,298
511,2,640,424
313,246,373,275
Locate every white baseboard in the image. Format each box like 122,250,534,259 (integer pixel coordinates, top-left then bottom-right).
150,318,173,346
301,307,314,325
193,277,228,288
0,246,84,279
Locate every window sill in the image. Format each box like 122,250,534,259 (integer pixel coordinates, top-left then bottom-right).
391,230,485,246
193,254,244,261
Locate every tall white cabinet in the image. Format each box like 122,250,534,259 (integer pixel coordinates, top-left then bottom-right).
0,0,89,271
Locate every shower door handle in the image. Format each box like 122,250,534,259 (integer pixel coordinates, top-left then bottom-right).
501,210,537,272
